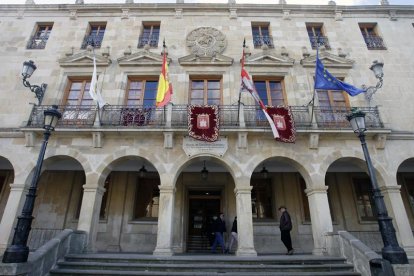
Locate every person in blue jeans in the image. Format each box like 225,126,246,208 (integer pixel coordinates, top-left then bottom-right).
211,212,226,253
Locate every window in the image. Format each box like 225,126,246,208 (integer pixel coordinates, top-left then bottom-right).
306,23,330,50
254,79,286,106
317,89,350,127
251,23,274,49
359,23,386,50
126,78,158,107
138,23,160,48
81,22,106,49
61,78,95,125
27,23,53,49
251,178,273,219
353,178,376,221
190,78,222,105
133,178,160,219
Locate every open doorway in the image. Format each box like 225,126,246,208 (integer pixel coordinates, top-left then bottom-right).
187,190,221,253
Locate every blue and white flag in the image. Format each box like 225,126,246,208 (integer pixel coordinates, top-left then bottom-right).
314,52,365,96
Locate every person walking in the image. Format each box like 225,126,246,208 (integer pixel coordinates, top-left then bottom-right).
278,206,294,255
225,216,237,253
211,212,226,254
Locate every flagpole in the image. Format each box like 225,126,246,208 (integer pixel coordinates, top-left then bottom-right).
309,36,320,127
162,39,167,125
237,39,246,126
91,45,102,125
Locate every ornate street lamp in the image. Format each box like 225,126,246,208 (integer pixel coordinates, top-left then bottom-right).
2,105,61,263
201,161,208,180
363,60,384,103
21,60,47,105
346,108,408,264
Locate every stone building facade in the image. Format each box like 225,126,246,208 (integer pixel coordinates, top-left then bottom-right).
0,0,413,259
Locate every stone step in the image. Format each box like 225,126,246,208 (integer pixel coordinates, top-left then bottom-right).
49,269,361,276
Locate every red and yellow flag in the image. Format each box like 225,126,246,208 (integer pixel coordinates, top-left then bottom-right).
156,49,173,107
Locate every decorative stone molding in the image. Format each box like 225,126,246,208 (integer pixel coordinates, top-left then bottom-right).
375,133,387,150
243,49,295,67
328,1,336,6
69,9,77,20
92,132,103,148
335,10,343,21
283,10,291,20
309,133,319,149
389,10,397,21
25,0,35,4
300,49,355,69
25,131,35,147
121,8,129,19
229,8,237,19
175,8,183,18
164,132,173,149
237,132,247,149
75,0,84,4
58,49,112,67
117,49,170,67
305,186,328,196
178,53,233,66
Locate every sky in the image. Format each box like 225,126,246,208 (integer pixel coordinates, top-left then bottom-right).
1,0,413,5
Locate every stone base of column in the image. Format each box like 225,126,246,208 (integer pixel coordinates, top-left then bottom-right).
153,248,174,256
236,248,257,257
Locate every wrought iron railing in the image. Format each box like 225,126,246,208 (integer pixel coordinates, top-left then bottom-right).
26,35,49,49
309,35,331,50
362,35,387,50
81,34,104,49
27,105,97,128
314,106,383,129
252,35,275,49
100,105,166,128
137,34,159,48
26,104,384,131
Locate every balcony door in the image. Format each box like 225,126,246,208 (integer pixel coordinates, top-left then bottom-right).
317,89,350,127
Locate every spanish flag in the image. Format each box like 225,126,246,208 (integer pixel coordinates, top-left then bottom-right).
156,43,173,107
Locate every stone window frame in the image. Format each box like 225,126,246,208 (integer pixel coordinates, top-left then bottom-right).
137,22,161,49
125,76,159,107
250,175,274,220
26,22,54,50
132,174,160,221
358,22,387,50
81,21,107,49
351,177,377,222
305,22,331,50
251,22,274,49
252,76,287,107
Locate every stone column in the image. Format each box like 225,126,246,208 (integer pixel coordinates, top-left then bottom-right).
0,183,27,254
380,184,414,257
234,182,257,256
77,183,105,252
306,186,333,255
153,185,175,256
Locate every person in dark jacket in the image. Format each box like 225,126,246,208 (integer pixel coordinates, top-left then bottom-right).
278,206,294,255
211,212,226,253
225,216,237,253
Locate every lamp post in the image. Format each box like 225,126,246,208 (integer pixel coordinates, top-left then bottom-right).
2,105,61,263
21,60,47,105
346,109,408,264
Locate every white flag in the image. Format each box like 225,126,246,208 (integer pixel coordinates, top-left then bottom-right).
89,55,106,108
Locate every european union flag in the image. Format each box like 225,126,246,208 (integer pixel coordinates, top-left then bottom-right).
314,54,365,96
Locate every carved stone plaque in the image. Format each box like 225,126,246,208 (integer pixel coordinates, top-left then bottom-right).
186,27,227,57
183,136,228,157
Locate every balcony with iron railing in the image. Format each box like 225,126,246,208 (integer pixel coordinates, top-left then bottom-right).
252,35,275,49
362,35,387,50
137,34,159,48
309,36,331,50
26,35,50,50
26,104,384,132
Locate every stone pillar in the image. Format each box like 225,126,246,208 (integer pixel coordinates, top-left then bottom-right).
380,184,414,257
77,183,105,252
153,185,175,256
306,186,333,255
0,183,27,254
234,182,257,256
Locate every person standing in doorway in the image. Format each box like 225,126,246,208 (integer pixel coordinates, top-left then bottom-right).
278,206,294,255
211,212,226,254
225,216,237,253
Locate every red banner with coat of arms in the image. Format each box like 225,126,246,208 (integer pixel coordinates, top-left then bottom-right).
266,106,296,143
188,105,219,142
